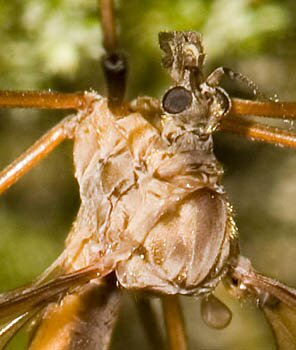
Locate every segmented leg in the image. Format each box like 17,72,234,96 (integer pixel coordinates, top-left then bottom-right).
162,296,187,350
99,0,117,53
136,297,164,350
99,0,127,105
231,98,296,120
0,114,78,194
0,91,86,110
220,116,296,148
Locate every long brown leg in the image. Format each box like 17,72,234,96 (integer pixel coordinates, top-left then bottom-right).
0,115,78,194
231,98,296,120
220,116,296,148
223,98,296,147
99,0,117,53
0,91,86,110
162,296,187,350
136,297,164,350
99,0,127,105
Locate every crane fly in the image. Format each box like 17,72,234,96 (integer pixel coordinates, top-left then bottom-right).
1,1,296,349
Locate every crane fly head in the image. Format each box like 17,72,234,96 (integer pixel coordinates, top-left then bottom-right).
159,31,230,144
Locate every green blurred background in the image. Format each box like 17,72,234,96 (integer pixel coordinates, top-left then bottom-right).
0,0,296,349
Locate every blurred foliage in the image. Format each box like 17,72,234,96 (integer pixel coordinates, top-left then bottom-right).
0,0,296,349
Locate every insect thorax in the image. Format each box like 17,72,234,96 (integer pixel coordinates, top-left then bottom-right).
61,93,235,296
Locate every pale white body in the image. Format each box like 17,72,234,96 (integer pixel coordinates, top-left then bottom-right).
62,96,236,295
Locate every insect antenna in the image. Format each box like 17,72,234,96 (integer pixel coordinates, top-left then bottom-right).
207,66,269,101
223,67,271,101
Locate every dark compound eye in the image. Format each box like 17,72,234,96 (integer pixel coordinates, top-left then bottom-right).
162,86,192,114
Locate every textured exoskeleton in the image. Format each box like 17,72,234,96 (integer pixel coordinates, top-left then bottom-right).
1,31,296,350
60,32,237,297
